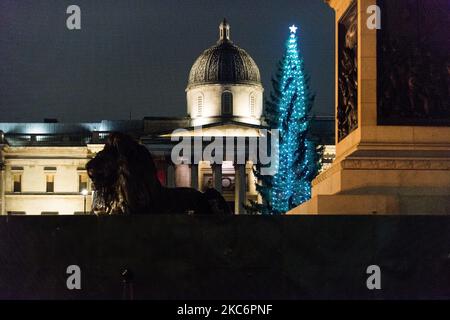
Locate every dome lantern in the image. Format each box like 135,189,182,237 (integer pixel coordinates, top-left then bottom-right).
186,20,264,127
219,18,231,42
187,19,262,89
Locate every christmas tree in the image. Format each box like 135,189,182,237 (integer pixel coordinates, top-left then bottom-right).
248,25,322,215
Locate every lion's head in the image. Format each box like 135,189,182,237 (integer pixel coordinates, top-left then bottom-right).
86,132,161,214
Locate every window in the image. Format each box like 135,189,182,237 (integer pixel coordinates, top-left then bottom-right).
197,95,203,116
46,175,54,193
250,93,256,117
79,174,88,193
13,174,21,193
221,91,233,115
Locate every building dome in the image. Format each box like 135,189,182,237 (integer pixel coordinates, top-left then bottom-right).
187,20,262,89
186,19,264,127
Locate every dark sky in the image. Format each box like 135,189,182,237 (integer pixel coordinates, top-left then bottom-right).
0,0,334,122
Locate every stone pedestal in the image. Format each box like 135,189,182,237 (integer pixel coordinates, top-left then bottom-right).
289,0,450,214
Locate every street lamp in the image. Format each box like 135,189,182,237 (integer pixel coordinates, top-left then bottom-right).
81,188,88,214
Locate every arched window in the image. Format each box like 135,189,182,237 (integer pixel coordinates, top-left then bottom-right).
197,94,203,116
250,93,256,117
221,91,233,116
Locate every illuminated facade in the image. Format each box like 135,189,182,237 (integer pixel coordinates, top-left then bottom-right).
187,19,264,127
0,20,335,215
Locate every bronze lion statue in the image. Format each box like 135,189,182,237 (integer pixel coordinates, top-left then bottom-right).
86,132,231,215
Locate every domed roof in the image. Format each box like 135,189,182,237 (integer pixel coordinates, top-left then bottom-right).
187,19,262,89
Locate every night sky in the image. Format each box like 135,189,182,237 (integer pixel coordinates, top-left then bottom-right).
0,0,334,122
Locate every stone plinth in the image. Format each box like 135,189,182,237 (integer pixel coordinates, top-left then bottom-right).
289,0,450,214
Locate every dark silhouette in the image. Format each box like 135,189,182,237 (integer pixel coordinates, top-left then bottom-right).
86,132,231,215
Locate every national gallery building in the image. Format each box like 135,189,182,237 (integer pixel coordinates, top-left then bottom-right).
0,20,334,215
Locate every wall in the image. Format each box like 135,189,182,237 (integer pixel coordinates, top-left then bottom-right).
187,83,263,126
3,146,93,215
0,215,449,299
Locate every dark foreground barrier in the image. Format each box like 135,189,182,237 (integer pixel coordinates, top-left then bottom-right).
0,215,449,300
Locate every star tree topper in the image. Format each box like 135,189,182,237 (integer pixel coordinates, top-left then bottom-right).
289,24,298,34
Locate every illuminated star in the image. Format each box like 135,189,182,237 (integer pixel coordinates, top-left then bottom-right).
289,25,298,34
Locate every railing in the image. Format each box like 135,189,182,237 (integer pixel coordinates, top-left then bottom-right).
3,132,114,147
5,133,92,146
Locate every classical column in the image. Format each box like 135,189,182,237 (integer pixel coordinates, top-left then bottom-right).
190,164,199,190
234,163,247,214
175,164,190,187
212,163,222,193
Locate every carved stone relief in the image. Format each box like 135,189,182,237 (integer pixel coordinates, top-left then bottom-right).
337,0,358,141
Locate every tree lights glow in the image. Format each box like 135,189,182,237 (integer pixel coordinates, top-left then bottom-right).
245,24,322,215
269,25,319,214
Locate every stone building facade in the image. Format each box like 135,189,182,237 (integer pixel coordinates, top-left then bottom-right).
0,20,335,215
